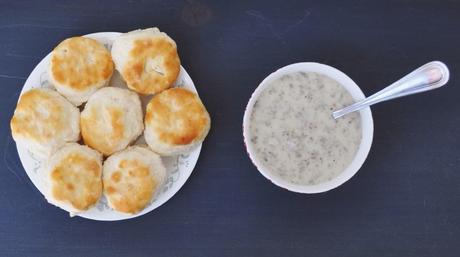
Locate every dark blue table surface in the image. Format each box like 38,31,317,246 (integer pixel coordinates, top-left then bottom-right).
1,1,459,256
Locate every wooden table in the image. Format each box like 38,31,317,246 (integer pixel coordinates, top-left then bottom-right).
1,1,459,256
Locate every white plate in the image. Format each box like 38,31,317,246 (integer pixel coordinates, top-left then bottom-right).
16,32,202,221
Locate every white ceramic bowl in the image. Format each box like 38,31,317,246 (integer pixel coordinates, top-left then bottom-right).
243,62,374,193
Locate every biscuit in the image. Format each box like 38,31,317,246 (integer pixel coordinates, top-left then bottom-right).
111,28,180,95
103,146,166,214
45,143,102,214
80,87,143,156
10,88,80,159
144,88,210,156
49,37,114,106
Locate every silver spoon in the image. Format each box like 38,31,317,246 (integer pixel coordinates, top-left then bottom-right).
332,61,450,119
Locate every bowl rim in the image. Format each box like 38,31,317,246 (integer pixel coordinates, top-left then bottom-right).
242,62,374,193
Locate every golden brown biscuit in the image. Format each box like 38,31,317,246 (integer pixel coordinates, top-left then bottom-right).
46,143,102,214
49,37,113,105
80,87,143,156
144,88,211,156
103,146,166,214
10,88,80,159
111,28,180,95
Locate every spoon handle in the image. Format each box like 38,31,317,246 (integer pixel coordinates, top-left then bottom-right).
332,61,450,119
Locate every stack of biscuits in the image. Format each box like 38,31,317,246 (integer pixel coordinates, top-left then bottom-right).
10,28,211,216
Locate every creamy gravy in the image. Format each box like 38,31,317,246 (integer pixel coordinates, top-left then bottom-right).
249,72,362,185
